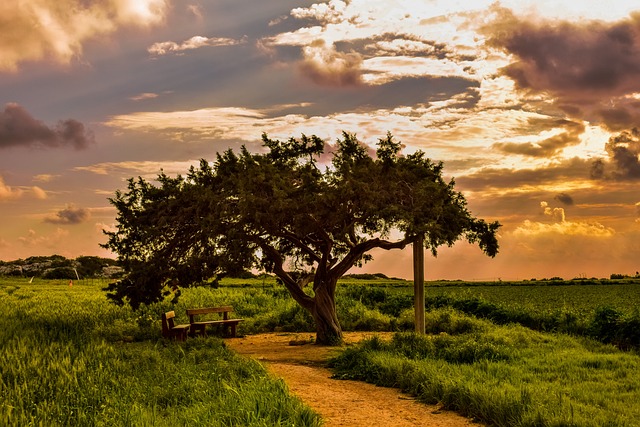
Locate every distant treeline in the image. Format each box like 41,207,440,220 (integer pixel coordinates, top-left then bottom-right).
0,255,123,279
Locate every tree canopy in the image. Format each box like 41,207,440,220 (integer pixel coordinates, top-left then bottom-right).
103,132,500,344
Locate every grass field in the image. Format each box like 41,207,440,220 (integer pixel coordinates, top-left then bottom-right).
0,278,320,427
1,276,639,426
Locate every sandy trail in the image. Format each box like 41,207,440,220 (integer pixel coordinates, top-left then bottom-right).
226,332,479,427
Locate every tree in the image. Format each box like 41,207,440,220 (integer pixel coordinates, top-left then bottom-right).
103,132,500,345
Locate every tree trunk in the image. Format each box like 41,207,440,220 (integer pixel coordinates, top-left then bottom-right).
311,282,343,345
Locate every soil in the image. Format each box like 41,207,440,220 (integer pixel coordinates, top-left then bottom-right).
226,332,480,427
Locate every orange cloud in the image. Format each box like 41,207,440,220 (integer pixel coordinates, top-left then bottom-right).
0,0,168,71
513,199,614,237
492,120,586,158
299,39,363,86
0,175,47,201
0,176,21,201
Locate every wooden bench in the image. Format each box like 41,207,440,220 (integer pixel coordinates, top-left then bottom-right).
161,311,190,341
187,306,244,338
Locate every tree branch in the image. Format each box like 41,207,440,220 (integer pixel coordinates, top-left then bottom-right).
257,240,315,310
279,230,322,264
331,236,413,278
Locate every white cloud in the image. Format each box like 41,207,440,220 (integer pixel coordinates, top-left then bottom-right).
148,35,247,56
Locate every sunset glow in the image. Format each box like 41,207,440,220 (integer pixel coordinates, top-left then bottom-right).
2,1,640,280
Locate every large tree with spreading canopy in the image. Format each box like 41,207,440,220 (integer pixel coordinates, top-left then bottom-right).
103,132,500,345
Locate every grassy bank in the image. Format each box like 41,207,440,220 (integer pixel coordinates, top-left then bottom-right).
330,309,640,426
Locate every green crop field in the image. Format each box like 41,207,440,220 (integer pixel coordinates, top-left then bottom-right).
425,281,640,314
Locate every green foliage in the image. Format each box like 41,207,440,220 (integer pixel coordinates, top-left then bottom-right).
590,307,640,350
330,320,640,426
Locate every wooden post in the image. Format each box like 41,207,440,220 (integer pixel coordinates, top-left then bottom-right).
413,235,425,334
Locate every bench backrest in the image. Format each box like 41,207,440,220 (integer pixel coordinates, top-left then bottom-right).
187,306,234,321
162,311,177,335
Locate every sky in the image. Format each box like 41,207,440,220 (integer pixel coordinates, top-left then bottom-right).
2,0,640,281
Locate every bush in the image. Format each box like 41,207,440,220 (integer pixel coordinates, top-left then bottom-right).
43,267,76,280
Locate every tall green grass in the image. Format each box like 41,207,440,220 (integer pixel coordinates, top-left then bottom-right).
330,309,640,427
0,278,321,427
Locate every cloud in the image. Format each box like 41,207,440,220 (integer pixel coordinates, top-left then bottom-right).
290,1,348,24
513,219,614,238
44,204,91,225
554,193,574,205
540,201,565,223
492,119,585,157
299,39,364,86
482,8,640,131
148,35,247,56
0,0,168,71
32,187,48,200
591,128,640,180
187,4,204,21
74,160,200,176
0,175,48,201
265,1,491,86
18,228,70,248
511,200,613,239
129,93,159,101
0,176,21,201
0,103,94,150
456,157,594,192
33,174,59,183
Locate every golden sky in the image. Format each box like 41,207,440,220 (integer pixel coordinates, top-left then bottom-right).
2,0,640,280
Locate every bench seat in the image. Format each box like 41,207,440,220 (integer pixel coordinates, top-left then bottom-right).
187,306,244,337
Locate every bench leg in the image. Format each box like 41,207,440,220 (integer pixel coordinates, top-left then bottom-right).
190,324,206,337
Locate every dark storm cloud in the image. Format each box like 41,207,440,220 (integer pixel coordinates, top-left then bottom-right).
44,205,91,225
485,9,640,98
591,128,640,180
482,8,640,131
0,103,94,150
554,193,574,205
492,119,585,157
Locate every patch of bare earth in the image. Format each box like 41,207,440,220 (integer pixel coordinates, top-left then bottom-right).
226,332,480,427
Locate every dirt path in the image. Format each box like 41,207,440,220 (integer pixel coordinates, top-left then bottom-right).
226,333,479,427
